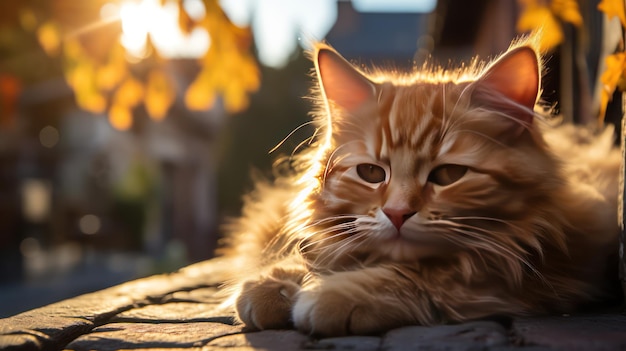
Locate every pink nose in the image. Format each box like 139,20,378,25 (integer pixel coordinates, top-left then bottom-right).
383,208,417,230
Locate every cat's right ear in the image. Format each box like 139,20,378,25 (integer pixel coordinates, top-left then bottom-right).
315,45,376,113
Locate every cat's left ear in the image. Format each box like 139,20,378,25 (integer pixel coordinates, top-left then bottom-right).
315,44,376,113
472,46,540,123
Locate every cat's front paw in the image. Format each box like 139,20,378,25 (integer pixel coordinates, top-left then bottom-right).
292,286,383,336
235,276,300,330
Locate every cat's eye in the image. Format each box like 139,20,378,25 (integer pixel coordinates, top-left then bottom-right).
428,164,468,186
356,163,386,184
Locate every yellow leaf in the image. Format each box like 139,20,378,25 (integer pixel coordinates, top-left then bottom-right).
598,0,626,27
185,73,217,110
516,5,564,51
551,0,583,26
224,81,249,113
239,56,261,91
145,70,175,120
19,9,37,31
37,22,61,56
65,61,93,91
64,38,84,60
109,103,133,131
115,77,144,107
96,44,127,90
599,52,626,119
76,88,107,113
96,63,126,91
65,61,107,113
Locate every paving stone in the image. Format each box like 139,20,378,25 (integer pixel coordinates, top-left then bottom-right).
512,314,626,350
0,258,234,351
382,321,509,351
65,322,242,351
0,333,45,351
112,301,236,325
204,330,310,350
307,336,382,350
0,299,127,351
170,287,225,303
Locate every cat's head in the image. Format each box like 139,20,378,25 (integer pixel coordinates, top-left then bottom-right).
300,37,562,270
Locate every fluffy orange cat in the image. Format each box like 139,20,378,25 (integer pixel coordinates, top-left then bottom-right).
220,36,621,336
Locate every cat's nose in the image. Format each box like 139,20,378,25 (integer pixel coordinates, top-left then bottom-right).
383,208,417,230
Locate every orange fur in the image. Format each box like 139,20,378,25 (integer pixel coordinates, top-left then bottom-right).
219,35,621,336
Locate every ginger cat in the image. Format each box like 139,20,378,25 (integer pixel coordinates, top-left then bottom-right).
220,36,621,336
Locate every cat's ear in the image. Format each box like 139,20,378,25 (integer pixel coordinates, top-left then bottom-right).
472,46,540,123
315,45,376,113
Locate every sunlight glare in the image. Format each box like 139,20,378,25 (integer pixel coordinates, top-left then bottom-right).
120,1,150,58
184,0,206,21
118,0,210,59
100,3,121,20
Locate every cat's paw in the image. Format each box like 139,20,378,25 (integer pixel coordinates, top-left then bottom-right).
292,287,383,336
235,276,300,330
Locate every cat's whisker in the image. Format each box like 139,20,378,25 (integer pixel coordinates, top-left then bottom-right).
429,219,529,260
299,219,364,249
269,120,317,154
313,230,370,265
306,220,377,245
448,81,473,121
300,227,361,251
291,135,317,159
302,214,360,231
445,216,530,237
443,225,549,287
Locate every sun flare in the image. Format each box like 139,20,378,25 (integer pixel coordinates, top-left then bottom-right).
114,0,210,59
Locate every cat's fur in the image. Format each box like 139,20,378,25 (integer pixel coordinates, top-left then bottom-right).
219,36,621,336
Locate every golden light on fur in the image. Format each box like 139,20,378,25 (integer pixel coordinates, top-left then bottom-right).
219,34,621,337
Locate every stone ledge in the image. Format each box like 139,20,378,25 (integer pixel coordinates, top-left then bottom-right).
1,258,625,351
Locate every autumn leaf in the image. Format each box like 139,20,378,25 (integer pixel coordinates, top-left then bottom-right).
115,77,144,107
598,0,626,27
599,52,626,119
37,21,60,56
224,81,249,114
516,0,583,51
75,85,107,113
109,102,133,131
551,0,583,26
185,70,217,110
19,8,37,31
96,45,127,91
517,5,564,51
145,70,175,120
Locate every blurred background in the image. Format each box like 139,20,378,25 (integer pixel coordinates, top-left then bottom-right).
0,0,622,317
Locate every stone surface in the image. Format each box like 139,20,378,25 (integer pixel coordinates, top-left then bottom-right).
382,321,508,351
205,330,309,350
311,336,382,350
512,314,626,350
66,322,241,351
0,257,625,351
